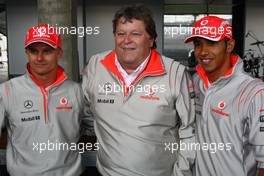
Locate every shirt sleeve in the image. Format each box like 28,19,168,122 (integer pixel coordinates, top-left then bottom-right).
0,83,7,136
80,57,96,136
174,70,196,176
247,87,264,168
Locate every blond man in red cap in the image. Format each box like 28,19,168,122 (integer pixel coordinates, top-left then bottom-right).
185,16,264,176
0,24,84,176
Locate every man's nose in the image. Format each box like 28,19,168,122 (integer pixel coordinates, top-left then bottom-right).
123,34,132,43
36,52,44,61
199,44,209,56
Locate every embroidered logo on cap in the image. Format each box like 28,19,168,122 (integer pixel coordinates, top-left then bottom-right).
200,19,209,26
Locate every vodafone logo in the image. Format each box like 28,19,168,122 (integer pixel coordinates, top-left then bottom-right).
220,20,229,27
218,101,226,110
60,97,68,105
200,19,208,26
56,97,72,110
211,101,229,117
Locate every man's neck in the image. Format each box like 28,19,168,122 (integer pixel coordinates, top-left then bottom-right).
207,62,232,83
207,72,224,83
124,67,137,74
119,60,144,74
118,50,151,75
32,71,57,88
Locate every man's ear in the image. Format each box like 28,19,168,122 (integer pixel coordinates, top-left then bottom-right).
149,38,154,48
57,48,63,59
226,39,235,53
25,48,29,55
25,48,31,59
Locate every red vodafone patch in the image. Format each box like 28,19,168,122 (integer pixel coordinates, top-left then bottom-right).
56,97,72,110
60,97,68,105
218,101,226,110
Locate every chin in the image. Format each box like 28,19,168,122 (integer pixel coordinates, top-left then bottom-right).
119,57,135,64
201,66,214,73
33,70,49,75
204,69,216,74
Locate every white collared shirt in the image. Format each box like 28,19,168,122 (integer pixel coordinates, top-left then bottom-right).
115,51,151,86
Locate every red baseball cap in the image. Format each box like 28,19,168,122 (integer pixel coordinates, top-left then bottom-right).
184,16,232,43
25,24,61,48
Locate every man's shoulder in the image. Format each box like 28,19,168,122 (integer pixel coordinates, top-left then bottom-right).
2,74,26,86
60,79,81,91
88,50,113,64
230,74,264,102
192,72,200,82
237,77,264,111
250,77,264,89
159,54,175,64
159,54,185,71
85,50,112,69
234,72,263,89
0,74,27,96
83,50,113,76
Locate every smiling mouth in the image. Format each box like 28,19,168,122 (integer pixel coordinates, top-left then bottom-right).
34,63,47,67
200,58,212,65
122,48,135,51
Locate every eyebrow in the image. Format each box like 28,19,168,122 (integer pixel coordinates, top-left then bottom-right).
27,47,37,52
27,46,54,52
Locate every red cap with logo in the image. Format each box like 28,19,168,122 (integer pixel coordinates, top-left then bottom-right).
25,24,61,48
184,16,232,43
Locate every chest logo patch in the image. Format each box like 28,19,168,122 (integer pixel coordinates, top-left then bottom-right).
218,101,226,110
140,87,160,101
200,19,209,26
56,97,72,110
211,101,229,117
24,100,33,109
60,97,68,105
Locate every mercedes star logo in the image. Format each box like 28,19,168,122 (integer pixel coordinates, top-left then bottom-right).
24,100,33,109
